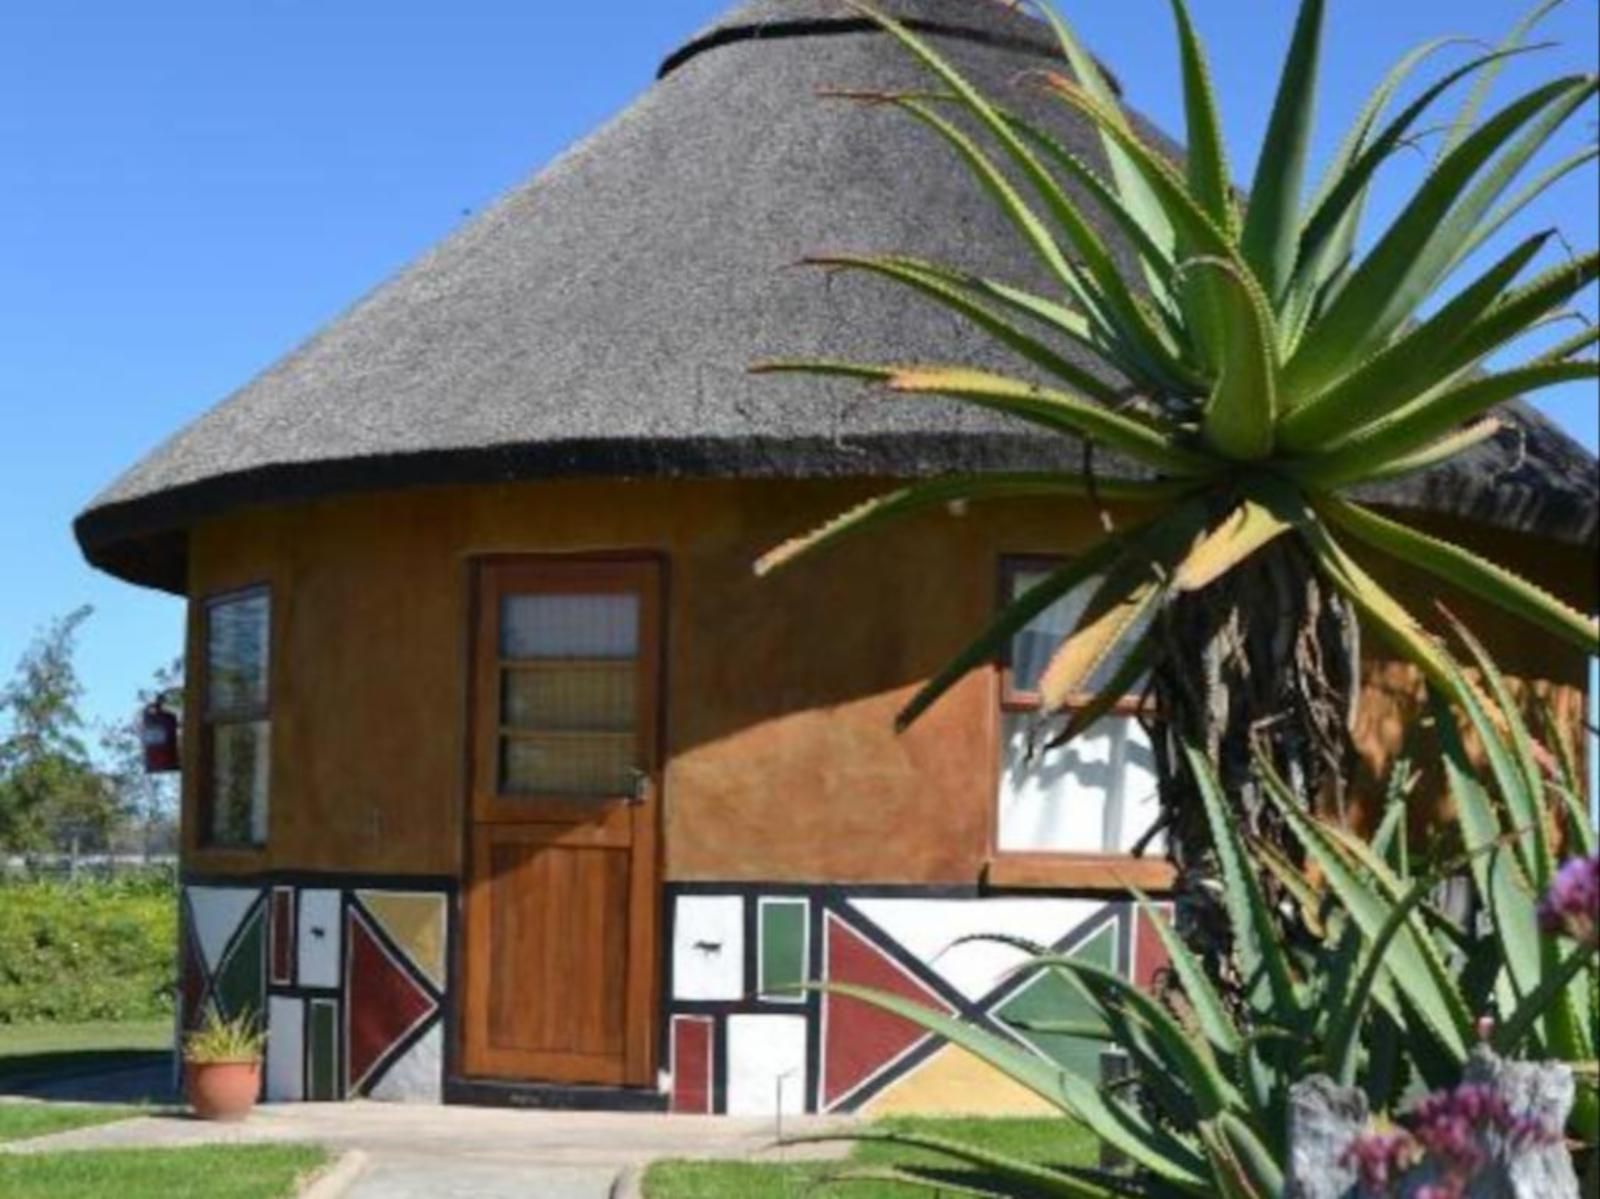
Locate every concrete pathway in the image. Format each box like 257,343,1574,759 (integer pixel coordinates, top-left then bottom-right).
3,1101,856,1197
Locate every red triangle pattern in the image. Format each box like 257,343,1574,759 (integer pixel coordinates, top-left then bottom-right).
822,911,954,1110
346,908,437,1093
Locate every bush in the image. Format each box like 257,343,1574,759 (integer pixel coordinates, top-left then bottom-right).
0,875,177,1023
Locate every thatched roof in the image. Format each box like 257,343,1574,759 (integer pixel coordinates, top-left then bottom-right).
76,0,1598,592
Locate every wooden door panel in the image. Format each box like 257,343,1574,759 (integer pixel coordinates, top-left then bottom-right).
460,557,662,1089
474,832,630,1080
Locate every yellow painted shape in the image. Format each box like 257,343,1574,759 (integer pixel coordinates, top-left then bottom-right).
861,1044,1057,1117
356,891,447,989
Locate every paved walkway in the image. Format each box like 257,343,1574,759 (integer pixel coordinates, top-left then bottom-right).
4,1100,855,1197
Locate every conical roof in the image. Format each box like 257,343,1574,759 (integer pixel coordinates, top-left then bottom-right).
77,0,1597,590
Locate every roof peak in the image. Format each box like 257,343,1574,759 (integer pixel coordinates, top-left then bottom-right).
660,0,1104,85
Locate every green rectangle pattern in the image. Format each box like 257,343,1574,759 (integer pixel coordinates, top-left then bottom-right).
759,899,808,1001
308,1000,338,1101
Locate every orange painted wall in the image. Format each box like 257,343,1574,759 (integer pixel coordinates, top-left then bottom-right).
179,479,1592,883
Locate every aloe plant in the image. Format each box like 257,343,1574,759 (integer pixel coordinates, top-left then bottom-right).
756,0,1599,944
790,671,1595,1195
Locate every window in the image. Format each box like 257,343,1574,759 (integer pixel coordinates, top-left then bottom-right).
202,588,271,847
995,558,1162,859
496,591,642,798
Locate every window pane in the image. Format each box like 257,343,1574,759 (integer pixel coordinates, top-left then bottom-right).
211,720,269,845
501,594,638,659
502,663,635,732
208,592,270,715
996,712,1161,854
1008,569,1151,698
501,733,636,797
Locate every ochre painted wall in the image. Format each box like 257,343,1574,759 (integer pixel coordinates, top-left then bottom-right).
180,479,1593,883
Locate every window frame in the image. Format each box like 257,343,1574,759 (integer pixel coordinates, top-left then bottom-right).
996,555,1150,716
198,583,273,851
989,554,1173,892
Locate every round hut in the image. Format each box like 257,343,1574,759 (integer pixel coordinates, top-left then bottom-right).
76,0,1597,1114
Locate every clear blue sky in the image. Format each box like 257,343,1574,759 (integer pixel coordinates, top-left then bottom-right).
2,0,1596,739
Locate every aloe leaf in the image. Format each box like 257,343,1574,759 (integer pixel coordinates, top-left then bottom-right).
1173,498,1293,593
882,366,1212,475
1325,872,1449,1086
1285,75,1595,397
1531,322,1600,364
1290,45,1545,328
800,253,1124,403
786,1129,1125,1198
1030,72,1248,368
1128,885,1241,1055
1279,230,1552,444
1282,34,1473,344
1437,249,1600,376
1259,764,1472,1060
1182,741,1299,1016
1022,953,1245,1118
895,530,1133,730
1430,693,1542,1000
1198,1119,1272,1199
1034,75,1239,271
819,980,1209,1186
1239,0,1325,300
1214,1112,1285,1198
998,111,1178,300
1038,573,1160,711
850,6,1203,390
1342,418,1501,485
1442,612,1554,875
1180,258,1279,459
1541,703,1597,858
1436,0,1567,163
1025,0,1178,288
1315,497,1599,652
1044,633,1156,750
1165,0,1234,234
1302,361,1600,487
1492,940,1595,1055
754,472,1187,577
1445,143,1600,276
876,94,1106,328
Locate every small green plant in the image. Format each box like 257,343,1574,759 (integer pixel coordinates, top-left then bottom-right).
182,1010,264,1065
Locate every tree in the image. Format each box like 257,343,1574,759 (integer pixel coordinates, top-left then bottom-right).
756,0,1598,966
0,605,117,864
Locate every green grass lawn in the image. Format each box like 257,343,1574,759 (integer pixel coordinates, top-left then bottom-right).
644,1116,1100,1198
0,1103,143,1144
0,1144,329,1199
0,1020,171,1084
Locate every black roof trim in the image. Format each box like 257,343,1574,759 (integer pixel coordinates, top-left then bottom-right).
659,16,1055,79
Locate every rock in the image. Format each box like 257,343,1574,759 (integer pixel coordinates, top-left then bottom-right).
1284,1049,1580,1199
1285,1075,1369,1199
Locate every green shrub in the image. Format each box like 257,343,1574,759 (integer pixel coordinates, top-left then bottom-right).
0,876,176,1023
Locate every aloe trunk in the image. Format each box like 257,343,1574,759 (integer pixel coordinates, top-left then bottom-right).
1151,535,1359,973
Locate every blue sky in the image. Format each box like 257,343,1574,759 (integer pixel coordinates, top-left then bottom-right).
1,0,1596,737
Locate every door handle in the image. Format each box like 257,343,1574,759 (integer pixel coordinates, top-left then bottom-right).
627,768,651,806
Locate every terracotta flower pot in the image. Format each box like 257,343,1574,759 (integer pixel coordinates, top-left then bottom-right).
185,1058,262,1121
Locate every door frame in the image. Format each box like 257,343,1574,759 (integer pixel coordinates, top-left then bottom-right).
452,551,668,1091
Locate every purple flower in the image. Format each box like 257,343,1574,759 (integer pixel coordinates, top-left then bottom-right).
1344,1080,1562,1197
1537,854,1599,949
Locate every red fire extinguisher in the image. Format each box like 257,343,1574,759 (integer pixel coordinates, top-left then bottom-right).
142,698,180,774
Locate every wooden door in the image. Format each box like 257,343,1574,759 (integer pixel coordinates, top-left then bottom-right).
461,557,663,1086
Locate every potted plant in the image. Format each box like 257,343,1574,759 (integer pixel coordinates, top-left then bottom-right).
183,1009,266,1121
